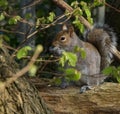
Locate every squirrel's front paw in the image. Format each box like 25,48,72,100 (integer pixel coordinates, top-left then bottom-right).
80,85,92,93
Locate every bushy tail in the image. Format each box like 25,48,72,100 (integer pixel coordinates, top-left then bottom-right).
84,24,120,70
107,43,120,59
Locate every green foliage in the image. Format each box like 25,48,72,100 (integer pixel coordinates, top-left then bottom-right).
93,0,104,7
56,46,86,83
36,12,55,28
47,12,55,23
0,0,8,9
71,0,104,33
53,68,81,86
59,51,77,67
0,13,5,21
71,1,93,33
16,46,32,59
65,68,81,81
58,50,83,82
0,34,10,42
72,15,85,33
71,1,79,9
29,64,38,77
25,13,32,20
8,16,21,25
53,77,62,86
102,66,120,83
80,1,93,24
74,46,86,59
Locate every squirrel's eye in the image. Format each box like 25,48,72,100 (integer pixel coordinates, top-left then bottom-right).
60,36,66,41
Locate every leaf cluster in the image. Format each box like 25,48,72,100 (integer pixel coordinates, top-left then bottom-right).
70,0,104,33
103,66,120,83
55,46,86,85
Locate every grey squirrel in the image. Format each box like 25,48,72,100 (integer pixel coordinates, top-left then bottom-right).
49,24,118,89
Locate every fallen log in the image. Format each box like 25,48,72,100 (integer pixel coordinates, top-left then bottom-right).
38,82,120,114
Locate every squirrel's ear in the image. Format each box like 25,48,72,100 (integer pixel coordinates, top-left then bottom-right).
68,25,74,37
62,24,68,30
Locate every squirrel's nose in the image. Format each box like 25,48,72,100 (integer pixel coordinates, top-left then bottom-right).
49,46,63,56
49,46,55,52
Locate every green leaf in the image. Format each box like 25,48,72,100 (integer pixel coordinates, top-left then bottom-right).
74,46,80,53
84,8,91,17
102,66,120,83
0,0,8,8
59,55,66,67
117,66,120,71
53,78,62,86
71,1,79,8
87,17,93,24
47,12,55,23
62,51,77,67
72,17,85,33
102,66,115,75
16,46,32,59
116,76,120,83
74,46,86,59
80,48,86,59
15,16,21,21
0,13,5,21
65,68,81,81
29,65,37,77
36,17,46,27
8,18,17,25
8,16,21,25
25,13,32,20
3,35,10,42
93,0,104,6
80,1,87,6
73,8,83,16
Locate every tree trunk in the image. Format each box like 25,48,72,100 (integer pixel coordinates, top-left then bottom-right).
0,78,53,114
0,46,53,114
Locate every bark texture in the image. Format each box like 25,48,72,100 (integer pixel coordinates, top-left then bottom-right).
0,46,53,114
37,81,120,114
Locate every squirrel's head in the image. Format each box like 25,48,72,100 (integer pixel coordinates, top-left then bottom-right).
52,24,74,47
49,24,75,56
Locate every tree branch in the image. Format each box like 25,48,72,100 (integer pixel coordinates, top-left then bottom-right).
52,0,93,30
0,45,43,92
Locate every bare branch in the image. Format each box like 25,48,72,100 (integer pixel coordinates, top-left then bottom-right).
0,29,25,35
105,2,120,13
22,0,44,9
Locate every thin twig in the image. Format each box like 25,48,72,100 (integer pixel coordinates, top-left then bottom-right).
105,2,120,13
3,11,34,27
0,29,25,35
22,0,44,9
